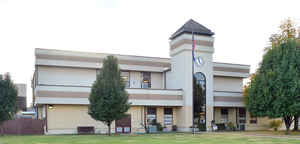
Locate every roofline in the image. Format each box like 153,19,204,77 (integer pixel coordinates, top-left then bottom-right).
35,48,171,60
213,62,250,67
35,48,250,71
169,31,214,40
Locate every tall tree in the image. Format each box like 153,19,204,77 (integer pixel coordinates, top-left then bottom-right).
246,39,300,134
270,18,300,131
88,56,130,135
0,73,18,134
269,18,299,48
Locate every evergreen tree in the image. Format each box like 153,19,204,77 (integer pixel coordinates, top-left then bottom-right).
246,39,300,134
0,73,18,131
88,56,130,135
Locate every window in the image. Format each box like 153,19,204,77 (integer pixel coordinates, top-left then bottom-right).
164,108,173,125
250,115,257,124
239,108,246,124
147,107,156,125
193,72,206,131
141,72,151,88
221,108,228,123
121,71,130,88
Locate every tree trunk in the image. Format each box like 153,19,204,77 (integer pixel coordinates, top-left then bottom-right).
108,123,111,136
293,116,299,131
0,125,3,136
284,116,293,135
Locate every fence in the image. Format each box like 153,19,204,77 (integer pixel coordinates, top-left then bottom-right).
0,118,44,135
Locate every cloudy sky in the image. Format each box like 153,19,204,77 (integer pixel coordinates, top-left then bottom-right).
0,0,299,106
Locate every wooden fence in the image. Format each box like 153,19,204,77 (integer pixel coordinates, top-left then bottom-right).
0,118,44,135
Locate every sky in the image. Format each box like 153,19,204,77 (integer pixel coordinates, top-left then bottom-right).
0,0,300,107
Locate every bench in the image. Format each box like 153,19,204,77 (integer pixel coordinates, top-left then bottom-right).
77,126,95,134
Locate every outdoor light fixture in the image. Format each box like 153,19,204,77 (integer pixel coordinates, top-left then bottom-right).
48,105,54,109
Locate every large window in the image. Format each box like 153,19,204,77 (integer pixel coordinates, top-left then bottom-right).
238,108,246,124
121,71,130,88
147,107,156,125
220,108,229,123
193,72,206,131
141,72,151,88
164,108,173,125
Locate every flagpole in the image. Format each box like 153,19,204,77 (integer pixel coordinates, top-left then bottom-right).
192,31,195,135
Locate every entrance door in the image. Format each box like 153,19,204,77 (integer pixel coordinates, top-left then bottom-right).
115,115,131,133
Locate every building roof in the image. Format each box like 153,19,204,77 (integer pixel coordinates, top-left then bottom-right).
170,19,214,40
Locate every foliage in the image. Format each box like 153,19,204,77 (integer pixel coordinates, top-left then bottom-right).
88,56,130,135
172,125,177,131
150,120,163,131
245,18,300,134
156,123,163,131
269,18,300,49
243,74,256,104
198,124,206,131
227,122,235,131
270,120,282,131
0,73,18,126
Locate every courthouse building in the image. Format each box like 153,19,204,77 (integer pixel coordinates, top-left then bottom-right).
33,19,269,134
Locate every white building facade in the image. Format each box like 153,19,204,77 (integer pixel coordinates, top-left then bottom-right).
33,19,269,134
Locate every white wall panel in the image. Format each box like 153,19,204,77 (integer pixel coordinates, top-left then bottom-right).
38,66,96,86
151,72,163,89
213,76,243,92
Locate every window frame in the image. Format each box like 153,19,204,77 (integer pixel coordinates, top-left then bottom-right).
238,108,246,124
220,108,229,123
164,108,173,125
147,107,157,125
141,72,151,88
121,71,130,88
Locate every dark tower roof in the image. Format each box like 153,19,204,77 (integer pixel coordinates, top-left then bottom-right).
170,19,214,40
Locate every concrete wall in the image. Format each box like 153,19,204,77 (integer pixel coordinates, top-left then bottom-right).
38,66,164,89
45,104,178,134
213,76,243,92
47,104,111,134
38,66,97,86
214,107,274,131
151,73,163,89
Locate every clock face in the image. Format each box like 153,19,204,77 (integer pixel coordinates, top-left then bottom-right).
195,56,205,67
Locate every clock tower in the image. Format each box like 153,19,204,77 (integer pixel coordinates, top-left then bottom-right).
167,19,215,131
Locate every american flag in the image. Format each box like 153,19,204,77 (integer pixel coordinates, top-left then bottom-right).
192,33,196,62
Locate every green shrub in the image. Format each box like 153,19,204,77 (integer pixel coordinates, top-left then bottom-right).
270,120,282,131
199,124,206,131
156,123,163,131
227,122,235,131
172,125,177,131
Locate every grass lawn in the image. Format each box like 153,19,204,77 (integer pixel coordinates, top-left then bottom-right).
0,132,300,144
